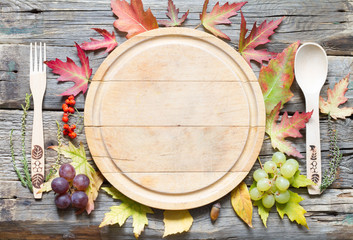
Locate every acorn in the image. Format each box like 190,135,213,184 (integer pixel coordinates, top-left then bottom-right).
210,202,221,222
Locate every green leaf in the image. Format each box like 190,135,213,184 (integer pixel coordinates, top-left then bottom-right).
100,187,154,238
276,190,308,229
45,142,104,214
292,170,315,188
254,200,270,228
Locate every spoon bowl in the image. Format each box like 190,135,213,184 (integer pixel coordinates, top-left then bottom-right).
294,42,328,195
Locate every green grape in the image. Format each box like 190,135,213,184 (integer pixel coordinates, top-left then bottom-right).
257,178,272,191
262,193,275,208
275,190,290,204
276,176,290,191
286,158,299,171
250,187,263,201
272,152,286,167
270,183,278,194
280,162,296,178
264,161,277,174
253,169,268,182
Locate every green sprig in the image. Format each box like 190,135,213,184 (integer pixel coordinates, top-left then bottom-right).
10,129,27,188
320,114,343,192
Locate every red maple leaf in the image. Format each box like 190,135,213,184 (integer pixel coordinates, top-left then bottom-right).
239,11,283,66
45,43,92,96
200,0,247,40
80,28,118,53
111,0,159,39
266,102,313,158
158,0,189,27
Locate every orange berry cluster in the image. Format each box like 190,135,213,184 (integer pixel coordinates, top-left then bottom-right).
61,95,77,139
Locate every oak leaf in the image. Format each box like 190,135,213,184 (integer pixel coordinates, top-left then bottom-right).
231,181,253,227
200,0,246,40
47,142,103,214
163,210,193,237
259,41,299,114
291,170,315,188
266,102,312,158
319,74,353,119
239,11,283,66
276,190,309,229
45,43,92,96
80,28,118,53
100,187,153,238
111,0,158,39
158,0,189,27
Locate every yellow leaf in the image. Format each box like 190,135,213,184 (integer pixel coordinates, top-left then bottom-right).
231,181,253,227
163,210,193,237
85,171,104,214
100,187,153,238
276,190,309,229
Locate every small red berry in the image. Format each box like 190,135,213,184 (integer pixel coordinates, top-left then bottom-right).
62,116,69,123
63,124,70,130
63,130,69,135
69,99,76,106
65,99,71,105
62,103,68,111
68,95,75,100
68,107,75,114
69,132,77,139
70,124,76,130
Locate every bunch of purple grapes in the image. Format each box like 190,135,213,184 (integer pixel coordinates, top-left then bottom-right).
51,163,90,210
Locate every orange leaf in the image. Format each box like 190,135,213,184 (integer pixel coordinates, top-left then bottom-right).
158,0,189,27
231,181,253,228
319,74,353,119
200,0,247,40
111,0,158,39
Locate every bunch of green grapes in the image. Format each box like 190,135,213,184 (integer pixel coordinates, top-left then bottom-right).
250,152,299,208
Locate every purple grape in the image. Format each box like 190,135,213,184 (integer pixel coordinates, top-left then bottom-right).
51,177,69,194
55,192,71,209
71,191,88,209
59,163,76,181
73,174,90,191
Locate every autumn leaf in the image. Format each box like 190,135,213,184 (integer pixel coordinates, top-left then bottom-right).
37,166,59,194
320,74,353,119
292,170,315,188
231,181,253,227
48,142,104,214
45,43,92,96
80,28,118,54
100,187,153,238
111,0,158,39
266,102,313,158
158,0,189,27
238,11,283,66
163,210,193,237
276,190,309,229
200,0,246,40
259,41,299,114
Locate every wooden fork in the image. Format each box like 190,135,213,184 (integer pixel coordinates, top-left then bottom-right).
29,42,47,199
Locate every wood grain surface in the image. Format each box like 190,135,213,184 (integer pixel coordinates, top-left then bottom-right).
0,0,353,239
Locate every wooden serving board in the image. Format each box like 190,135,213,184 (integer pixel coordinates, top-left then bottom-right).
84,28,265,210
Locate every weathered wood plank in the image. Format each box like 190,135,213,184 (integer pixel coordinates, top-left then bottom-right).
0,43,352,111
1,110,352,189
0,181,352,239
0,0,352,55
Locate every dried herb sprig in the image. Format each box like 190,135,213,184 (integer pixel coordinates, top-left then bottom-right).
320,114,343,192
10,93,33,191
46,120,62,181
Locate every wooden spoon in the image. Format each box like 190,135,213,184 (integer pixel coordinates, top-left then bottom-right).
294,42,328,195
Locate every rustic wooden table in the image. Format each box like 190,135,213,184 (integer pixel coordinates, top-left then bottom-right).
1,0,352,239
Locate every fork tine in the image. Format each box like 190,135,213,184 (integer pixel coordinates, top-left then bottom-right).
34,42,38,72
30,43,33,73
44,43,46,71
39,42,42,72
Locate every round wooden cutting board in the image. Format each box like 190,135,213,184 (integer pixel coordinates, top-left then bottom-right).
84,28,265,210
